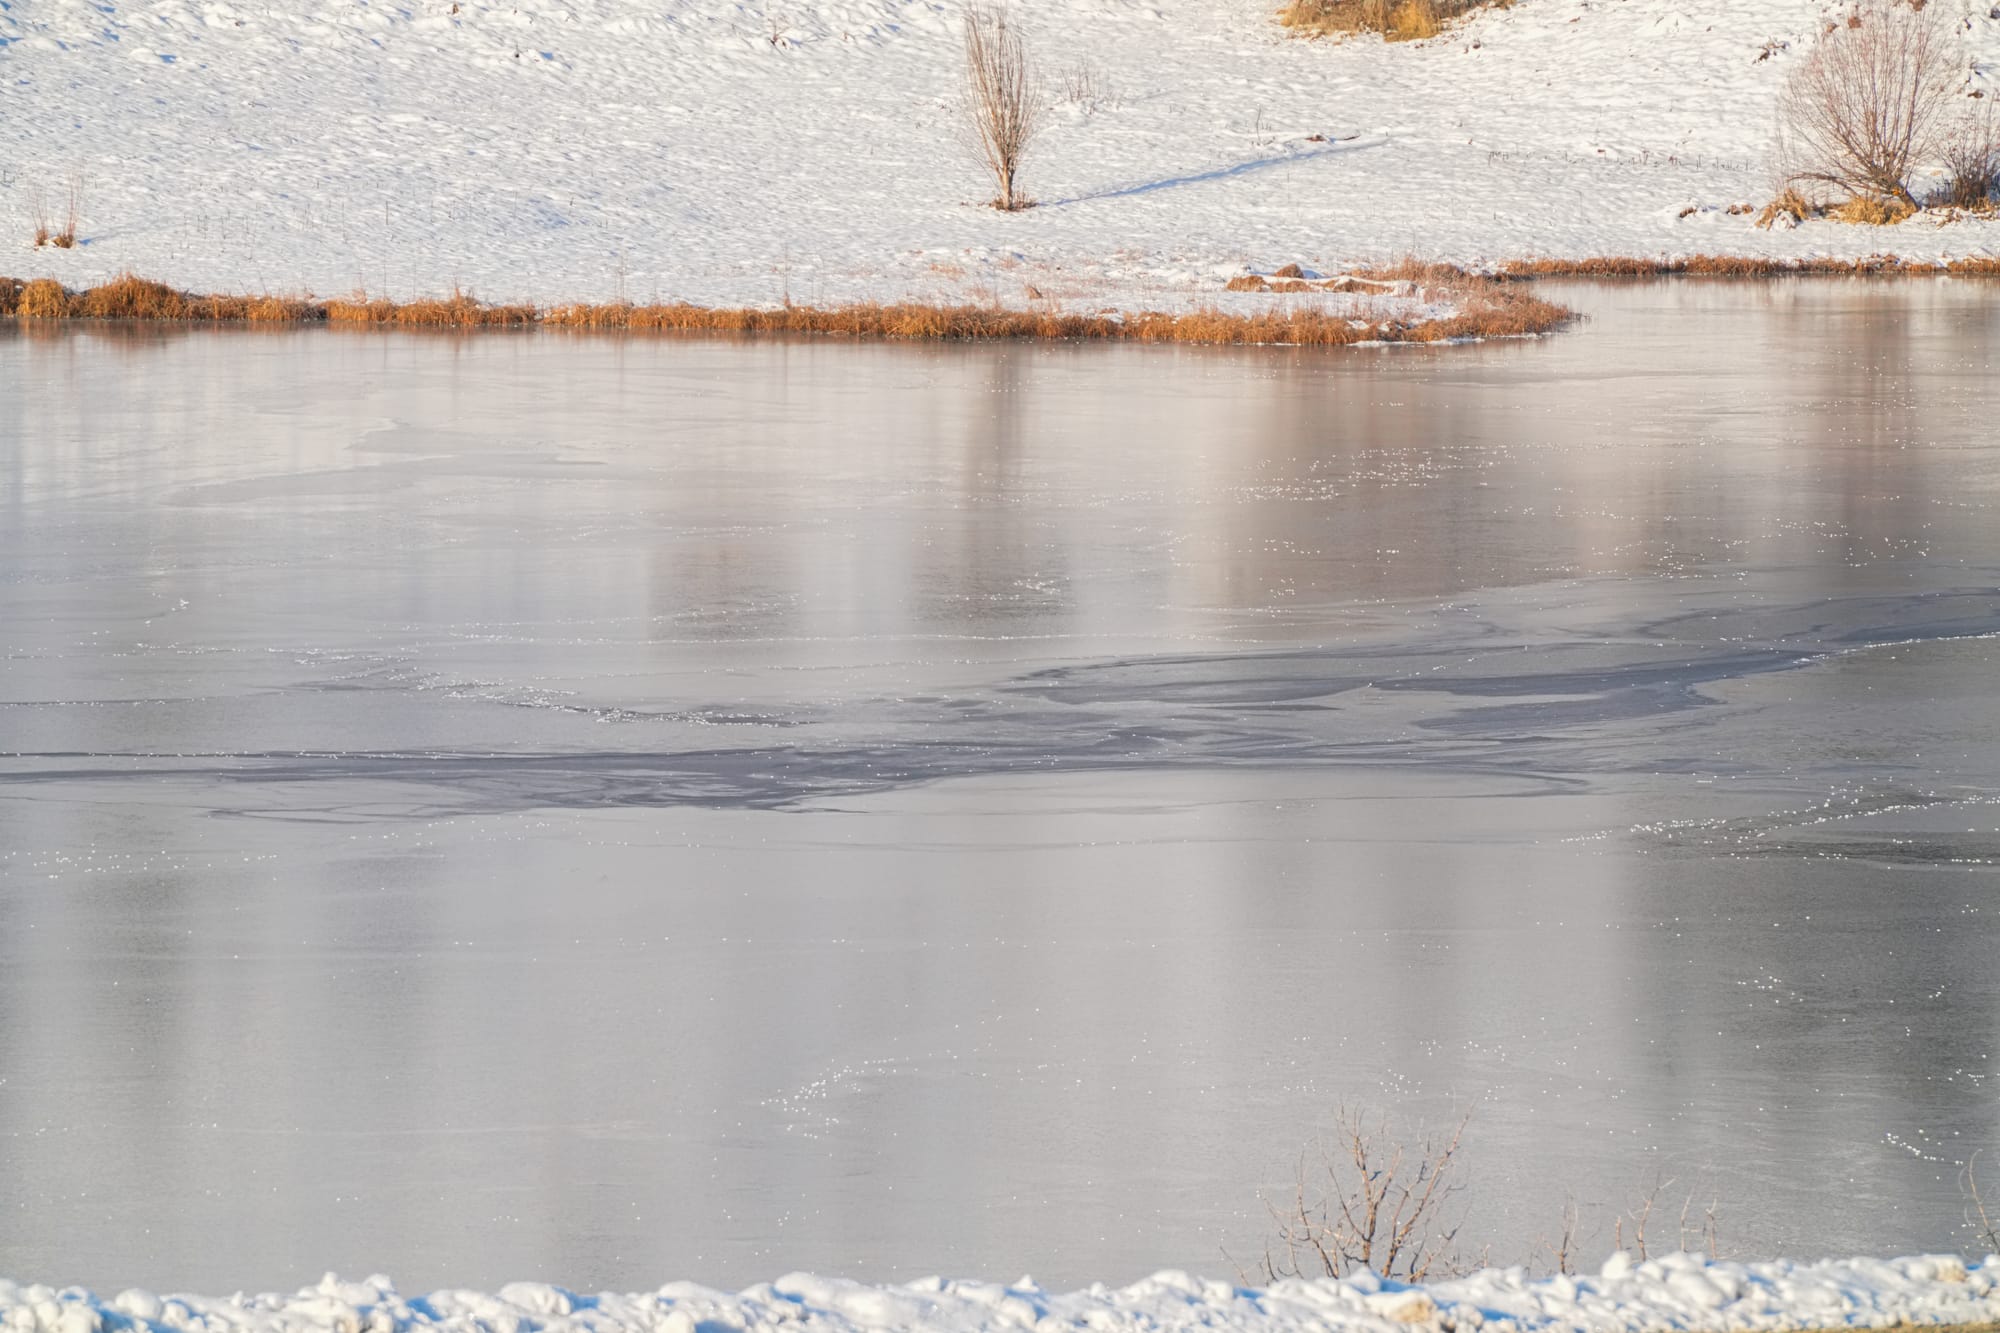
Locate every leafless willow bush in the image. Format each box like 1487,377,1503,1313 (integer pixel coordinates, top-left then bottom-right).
961,3,1047,211
1938,101,2000,208
1256,1106,1471,1283
1777,0,1959,208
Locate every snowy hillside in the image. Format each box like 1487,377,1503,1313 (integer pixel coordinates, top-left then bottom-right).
3,0,2000,307
6,1257,2000,1333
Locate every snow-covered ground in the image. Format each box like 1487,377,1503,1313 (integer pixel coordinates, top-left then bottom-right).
6,1257,2000,1333
3,0,2000,309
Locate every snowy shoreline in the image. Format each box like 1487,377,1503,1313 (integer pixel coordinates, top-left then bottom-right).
7,0,2000,317
6,1257,2000,1333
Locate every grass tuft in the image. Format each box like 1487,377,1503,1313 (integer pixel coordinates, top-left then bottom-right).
16,278,74,318
1755,188,1820,229
1828,195,1916,225
324,289,536,326
1280,0,1501,41
77,273,193,319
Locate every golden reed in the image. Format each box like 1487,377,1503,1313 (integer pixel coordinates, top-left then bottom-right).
2,271,1573,345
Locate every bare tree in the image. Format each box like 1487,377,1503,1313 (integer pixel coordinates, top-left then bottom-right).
1259,1104,1470,1283
1777,0,1960,207
962,3,1046,211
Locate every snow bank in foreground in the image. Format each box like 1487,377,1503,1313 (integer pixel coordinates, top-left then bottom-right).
7,1256,2000,1333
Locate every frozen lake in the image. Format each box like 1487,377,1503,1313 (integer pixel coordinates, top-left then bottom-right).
3,280,1999,1293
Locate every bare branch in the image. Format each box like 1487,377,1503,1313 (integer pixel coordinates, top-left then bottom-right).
1966,1151,2000,1257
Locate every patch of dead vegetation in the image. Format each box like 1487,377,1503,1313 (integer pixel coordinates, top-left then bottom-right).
324,289,537,327
1328,254,2000,278
0,272,1572,346
1827,195,1918,225
1279,0,1504,42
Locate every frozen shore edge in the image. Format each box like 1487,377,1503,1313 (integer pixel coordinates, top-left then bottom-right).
6,1255,2000,1333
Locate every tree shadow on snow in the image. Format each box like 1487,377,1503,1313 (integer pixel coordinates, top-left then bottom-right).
1040,133,1386,207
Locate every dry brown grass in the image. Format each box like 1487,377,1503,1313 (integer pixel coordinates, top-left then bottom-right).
1828,195,1917,225
1755,187,1820,229
544,282,1569,344
324,289,536,327
15,273,325,322
1279,0,1500,41
0,271,1571,345
75,273,194,319
1486,254,1949,277
1332,254,2000,280
15,278,74,318
17,267,2000,348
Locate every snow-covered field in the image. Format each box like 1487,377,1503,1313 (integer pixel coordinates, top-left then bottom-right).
6,1257,2000,1333
4,0,2000,310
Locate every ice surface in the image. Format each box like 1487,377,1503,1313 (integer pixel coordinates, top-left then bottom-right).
6,285,2000,1291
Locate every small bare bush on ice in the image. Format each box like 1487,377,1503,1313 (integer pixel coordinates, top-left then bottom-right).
961,3,1047,211
1968,1151,2000,1257
1255,1104,1471,1283
1776,0,1958,209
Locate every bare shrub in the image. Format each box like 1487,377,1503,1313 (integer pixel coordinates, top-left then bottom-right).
1538,1194,1583,1276
1777,0,1959,207
1256,1105,1471,1283
961,3,1047,211
59,177,81,247
1614,1175,1670,1261
1937,102,2000,208
1058,60,1115,116
1678,1192,1722,1259
1968,1152,2000,1256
